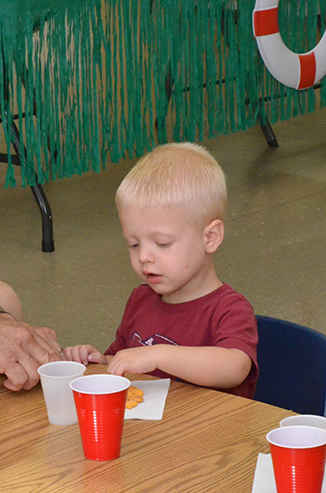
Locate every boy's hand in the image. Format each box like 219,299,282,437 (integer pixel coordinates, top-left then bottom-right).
107,347,157,376
64,344,108,366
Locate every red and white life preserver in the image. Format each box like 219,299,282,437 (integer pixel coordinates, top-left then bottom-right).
253,0,326,90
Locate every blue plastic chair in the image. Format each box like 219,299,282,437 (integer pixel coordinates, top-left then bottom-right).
254,315,326,416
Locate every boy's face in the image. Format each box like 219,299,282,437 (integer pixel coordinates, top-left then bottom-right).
119,205,219,304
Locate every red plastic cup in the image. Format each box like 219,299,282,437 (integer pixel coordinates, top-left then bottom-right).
266,426,326,493
70,374,130,461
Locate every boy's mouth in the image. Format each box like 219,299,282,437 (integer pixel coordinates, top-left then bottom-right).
144,272,163,284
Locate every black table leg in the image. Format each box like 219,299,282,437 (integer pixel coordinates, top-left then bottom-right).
10,120,55,252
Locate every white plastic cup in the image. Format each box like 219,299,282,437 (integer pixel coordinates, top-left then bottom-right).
280,415,326,430
38,361,86,425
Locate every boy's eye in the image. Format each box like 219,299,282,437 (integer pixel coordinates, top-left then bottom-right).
157,243,170,248
129,243,139,250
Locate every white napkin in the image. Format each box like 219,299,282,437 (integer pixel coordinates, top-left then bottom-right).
252,453,326,493
124,379,170,420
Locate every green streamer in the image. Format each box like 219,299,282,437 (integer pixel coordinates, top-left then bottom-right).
1,0,326,187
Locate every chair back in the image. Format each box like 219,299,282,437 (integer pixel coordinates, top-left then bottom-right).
254,315,326,416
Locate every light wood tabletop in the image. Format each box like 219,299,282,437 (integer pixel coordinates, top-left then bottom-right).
0,364,295,492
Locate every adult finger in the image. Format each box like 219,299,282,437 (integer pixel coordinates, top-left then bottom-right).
31,327,62,361
21,328,61,365
3,354,39,391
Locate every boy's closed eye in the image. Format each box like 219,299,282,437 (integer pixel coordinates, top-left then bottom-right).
157,242,170,248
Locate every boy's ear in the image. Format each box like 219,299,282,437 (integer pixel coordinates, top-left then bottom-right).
204,220,224,253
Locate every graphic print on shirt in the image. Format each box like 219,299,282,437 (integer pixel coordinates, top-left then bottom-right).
130,332,178,347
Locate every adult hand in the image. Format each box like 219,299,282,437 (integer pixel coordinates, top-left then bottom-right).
0,313,63,391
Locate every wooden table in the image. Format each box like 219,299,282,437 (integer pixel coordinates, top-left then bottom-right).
0,364,295,492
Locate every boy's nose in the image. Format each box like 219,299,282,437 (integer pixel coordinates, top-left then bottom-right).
138,246,154,264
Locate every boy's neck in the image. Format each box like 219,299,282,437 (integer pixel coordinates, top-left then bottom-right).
161,274,223,304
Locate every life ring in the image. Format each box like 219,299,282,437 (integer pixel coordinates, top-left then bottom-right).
253,0,326,90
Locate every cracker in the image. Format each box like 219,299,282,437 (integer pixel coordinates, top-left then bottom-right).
126,385,144,409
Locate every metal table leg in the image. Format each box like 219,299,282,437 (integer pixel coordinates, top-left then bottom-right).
4,120,55,252
259,117,279,148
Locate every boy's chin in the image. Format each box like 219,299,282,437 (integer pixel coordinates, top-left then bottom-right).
146,283,172,298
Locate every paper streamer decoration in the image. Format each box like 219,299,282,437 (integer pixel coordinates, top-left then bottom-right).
1,0,325,187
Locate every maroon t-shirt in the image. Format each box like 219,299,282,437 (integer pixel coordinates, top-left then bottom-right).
105,283,258,398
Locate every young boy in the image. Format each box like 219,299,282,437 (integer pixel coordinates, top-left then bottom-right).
64,143,258,398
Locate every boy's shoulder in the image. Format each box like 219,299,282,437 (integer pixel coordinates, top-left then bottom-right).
190,283,253,308
212,283,251,303
209,283,255,314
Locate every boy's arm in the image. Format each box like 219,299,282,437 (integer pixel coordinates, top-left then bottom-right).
107,345,252,389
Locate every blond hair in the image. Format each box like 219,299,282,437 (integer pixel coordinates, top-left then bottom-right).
115,142,227,227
